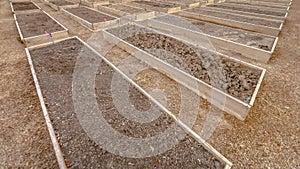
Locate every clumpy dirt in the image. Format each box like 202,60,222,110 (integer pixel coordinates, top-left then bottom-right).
16,12,65,38
107,24,262,102
106,4,149,14
29,38,225,168
186,8,282,28
132,1,179,8
154,15,276,51
12,2,38,11
207,4,286,17
66,7,115,23
224,1,288,9
49,0,74,6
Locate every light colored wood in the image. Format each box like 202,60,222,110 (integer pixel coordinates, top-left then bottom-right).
226,0,291,8
177,11,282,36
125,1,181,14
217,2,288,12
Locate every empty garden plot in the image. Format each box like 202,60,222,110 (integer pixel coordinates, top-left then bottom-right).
44,0,78,11
209,2,288,16
26,37,232,169
97,3,156,21
79,0,109,8
142,15,278,63
156,0,202,8
126,0,181,13
104,23,266,120
14,11,68,47
225,0,292,7
204,4,286,21
62,7,119,31
222,1,290,11
224,1,290,9
177,7,284,36
10,1,40,14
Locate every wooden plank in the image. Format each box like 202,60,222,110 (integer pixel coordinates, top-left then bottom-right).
126,1,181,13
177,11,282,36
217,2,288,12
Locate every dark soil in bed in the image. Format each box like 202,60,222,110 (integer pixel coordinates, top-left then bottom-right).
29,38,225,168
16,12,65,38
154,15,275,51
107,25,262,103
66,7,115,23
12,2,38,11
49,0,74,6
207,4,286,17
133,1,179,8
187,8,282,28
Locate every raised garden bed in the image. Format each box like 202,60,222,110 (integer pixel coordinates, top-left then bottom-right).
208,3,287,16
44,0,79,11
25,36,232,169
204,5,286,21
224,1,290,10
222,1,290,11
104,23,266,120
14,11,68,47
178,7,283,36
79,0,109,8
225,0,292,7
97,3,156,21
10,1,41,14
156,0,201,8
62,7,119,31
127,1,181,13
141,15,278,63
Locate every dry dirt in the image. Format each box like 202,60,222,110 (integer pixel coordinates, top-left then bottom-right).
0,0,299,168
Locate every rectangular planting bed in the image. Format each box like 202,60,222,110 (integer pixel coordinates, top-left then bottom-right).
126,0,181,13
177,7,283,36
204,5,286,21
79,0,109,8
62,6,119,31
10,1,41,14
209,2,288,17
156,0,201,8
97,3,156,21
225,0,292,7
25,36,232,169
44,0,79,11
222,1,290,11
13,11,69,47
139,15,278,63
223,1,290,10
103,23,266,120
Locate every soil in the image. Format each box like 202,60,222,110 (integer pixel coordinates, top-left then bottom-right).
29,38,225,168
208,4,286,17
224,1,288,9
107,24,262,103
12,2,38,11
132,1,179,8
107,4,149,14
16,12,65,38
66,7,115,23
187,8,282,28
49,0,74,6
154,15,275,51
